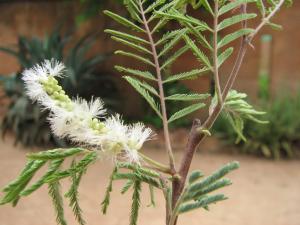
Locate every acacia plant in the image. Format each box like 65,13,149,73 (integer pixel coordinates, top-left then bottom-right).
0,0,291,225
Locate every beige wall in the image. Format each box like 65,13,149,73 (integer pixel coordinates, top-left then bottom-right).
0,1,299,116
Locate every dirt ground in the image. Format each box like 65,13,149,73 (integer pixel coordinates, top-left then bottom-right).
0,137,300,225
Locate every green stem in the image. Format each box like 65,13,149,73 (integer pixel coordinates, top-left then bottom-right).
139,153,173,175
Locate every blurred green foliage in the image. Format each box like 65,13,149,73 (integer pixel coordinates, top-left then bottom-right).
0,27,119,147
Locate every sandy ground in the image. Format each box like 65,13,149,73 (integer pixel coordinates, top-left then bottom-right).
0,137,300,225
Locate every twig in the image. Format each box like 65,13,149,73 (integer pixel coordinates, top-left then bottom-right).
139,153,173,175
213,0,223,104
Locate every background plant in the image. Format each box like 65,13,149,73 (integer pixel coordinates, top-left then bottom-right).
0,1,291,225
0,27,119,147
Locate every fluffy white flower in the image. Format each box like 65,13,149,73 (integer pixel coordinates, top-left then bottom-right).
48,97,106,145
22,59,65,102
101,116,153,163
22,59,154,165
127,123,153,150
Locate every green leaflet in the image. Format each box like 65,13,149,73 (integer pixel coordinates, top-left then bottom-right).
185,23,213,50
267,21,283,30
148,185,156,207
111,36,152,55
65,162,86,225
169,161,239,219
161,45,189,70
256,0,266,17
27,148,84,160
115,50,155,67
2,160,35,192
115,65,156,81
152,18,169,33
113,172,161,189
219,0,256,16
123,76,162,118
188,161,240,194
155,9,211,32
130,181,141,225
121,180,134,194
117,162,160,178
165,93,210,101
103,10,144,32
158,29,187,58
188,170,204,184
104,29,149,45
0,160,46,205
217,13,257,31
163,68,209,83
184,35,212,70
218,28,254,48
124,76,158,96
218,47,233,68
155,29,188,46
144,0,166,14
199,0,214,15
223,90,268,143
124,0,142,22
185,179,232,201
168,103,206,123
101,168,118,214
48,181,67,225
178,194,227,214
20,159,64,196
45,152,98,183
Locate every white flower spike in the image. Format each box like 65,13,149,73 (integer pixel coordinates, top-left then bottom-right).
22,59,153,164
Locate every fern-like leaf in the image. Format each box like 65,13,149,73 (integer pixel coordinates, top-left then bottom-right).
218,47,234,68
121,180,134,194
65,162,86,225
27,148,84,160
217,13,257,31
115,65,156,81
158,29,187,58
20,159,64,196
0,160,46,205
168,103,206,123
101,167,118,214
163,68,209,83
48,181,67,225
161,46,189,70
178,194,227,214
124,76,162,117
45,152,98,183
219,0,256,16
218,28,254,48
165,93,210,101
184,35,212,70
130,181,141,225
115,50,155,67
156,29,188,46
111,36,152,55
105,29,149,45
